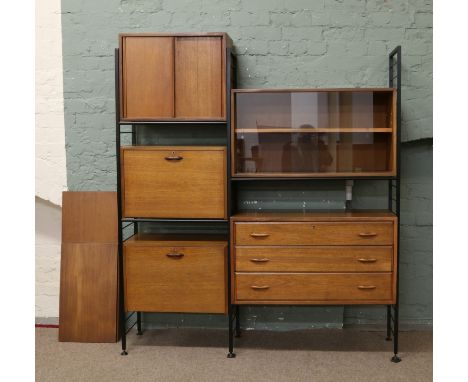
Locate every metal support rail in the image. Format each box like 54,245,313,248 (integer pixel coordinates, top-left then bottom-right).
388,45,402,363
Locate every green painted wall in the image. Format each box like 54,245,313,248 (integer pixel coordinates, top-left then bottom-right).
61,0,432,328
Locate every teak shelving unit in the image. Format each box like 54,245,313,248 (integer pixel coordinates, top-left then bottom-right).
114,32,238,356
226,47,402,362
115,37,402,362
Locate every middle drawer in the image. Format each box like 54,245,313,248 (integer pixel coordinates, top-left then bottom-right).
236,246,393,272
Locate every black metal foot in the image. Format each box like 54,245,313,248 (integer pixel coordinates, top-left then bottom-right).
385,336,392,341
227,352,236,358
137,330,143,336
391,355,401,363
121,350,128,356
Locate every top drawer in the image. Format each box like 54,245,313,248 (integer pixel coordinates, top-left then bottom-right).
234,222,393,246
122,146,226,219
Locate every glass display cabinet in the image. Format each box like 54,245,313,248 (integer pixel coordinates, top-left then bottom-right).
231,89,396,177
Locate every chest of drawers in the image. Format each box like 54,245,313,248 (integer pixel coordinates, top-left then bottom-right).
231,211,397,305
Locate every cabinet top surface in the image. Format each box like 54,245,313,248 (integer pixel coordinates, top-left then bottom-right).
124,233,228,246
120,32,230,39
232,88,395,94
231,210,397,222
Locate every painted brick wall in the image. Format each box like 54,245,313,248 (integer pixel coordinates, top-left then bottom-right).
59,0,433,327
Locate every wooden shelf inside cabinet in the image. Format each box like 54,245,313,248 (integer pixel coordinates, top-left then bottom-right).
236,128,393,133
231,88,397,177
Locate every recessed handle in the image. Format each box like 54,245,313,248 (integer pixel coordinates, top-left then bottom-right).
359,232,377,237
250,233,270,238
250,258,270,263
251,285,270,290
357,258,377,263
166,252,184,259
357,285,376,290
164,155,183,161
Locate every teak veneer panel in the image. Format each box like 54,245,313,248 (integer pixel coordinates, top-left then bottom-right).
235,246,393,273
62,192,118,243
231,210,397,222
59,243,118,342
175,36,224,119
234,222,394,246
121,36,174,119
124,243,227,314
121,146,227,219
235,273,393,304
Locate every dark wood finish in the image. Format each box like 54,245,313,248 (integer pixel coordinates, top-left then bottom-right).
175,36,224,119
121,146,227,219
119,32,230,122
121,36,174,120
59,243,118,342
236,246,392,272
62,192,118,243
235,273,393,303
234,222,394,246
124,238,227,313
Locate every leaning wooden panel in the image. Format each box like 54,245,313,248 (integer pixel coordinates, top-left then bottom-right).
175,36,224,119
121,146,227,219
62,192,117,243
59,243,118,342
124,243,227,313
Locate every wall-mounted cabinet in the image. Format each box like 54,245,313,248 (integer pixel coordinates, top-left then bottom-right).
231,89,396,177
120,33,231,121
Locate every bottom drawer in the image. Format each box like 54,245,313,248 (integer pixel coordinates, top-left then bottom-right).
125,245,227,313
236,273,393,303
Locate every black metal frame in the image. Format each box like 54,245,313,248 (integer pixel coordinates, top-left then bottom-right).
115,47,236,356
388,45,402,363
116,44,401,361
227,46,402,362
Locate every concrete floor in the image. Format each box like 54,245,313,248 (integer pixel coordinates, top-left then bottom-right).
36,328,432,382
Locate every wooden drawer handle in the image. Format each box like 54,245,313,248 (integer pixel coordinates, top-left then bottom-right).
164,155,183,161
251,285,270,290
250,233,270,238
359,232,377,237
357,258,377,263
166,252,184,259
357,285,376,290
250,258,270,263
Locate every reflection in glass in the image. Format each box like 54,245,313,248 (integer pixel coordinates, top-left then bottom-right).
234,90,394,175
236,91,392,131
